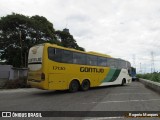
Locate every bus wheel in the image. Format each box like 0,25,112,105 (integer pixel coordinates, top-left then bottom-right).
121,79,126,86
69,80,79,92
81,80,90,91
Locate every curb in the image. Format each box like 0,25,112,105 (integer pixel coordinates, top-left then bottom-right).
139,78,160,94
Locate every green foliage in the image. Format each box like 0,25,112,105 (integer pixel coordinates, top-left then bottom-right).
55,30,85,51
0,13,58,67
137,72,160,83
0,13,84,67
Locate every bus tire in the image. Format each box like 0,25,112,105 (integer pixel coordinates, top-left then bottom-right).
81,79,90,91
69,80,79,93
121,79,126,86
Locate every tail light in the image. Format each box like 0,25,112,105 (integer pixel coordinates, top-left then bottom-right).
41,73,45,80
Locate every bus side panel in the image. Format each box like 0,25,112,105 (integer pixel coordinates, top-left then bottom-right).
99,68,131,86
47,60,101,90
48,73,70,90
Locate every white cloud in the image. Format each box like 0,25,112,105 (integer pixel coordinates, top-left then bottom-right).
1,0,160,73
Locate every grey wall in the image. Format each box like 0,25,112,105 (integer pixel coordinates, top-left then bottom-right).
0,65,28,88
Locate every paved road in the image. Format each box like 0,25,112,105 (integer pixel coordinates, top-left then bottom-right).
0,82,160,120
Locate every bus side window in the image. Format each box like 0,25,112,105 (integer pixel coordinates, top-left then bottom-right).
62,50,73,63
120,60,123,69
127,61,131,69
87,55,97,66
48,47,55,60
73,52,86,65
107,58,115,68
117,60,121,69
120,61,125,69
114,59,118,68
48,47,62,62
98,57,107,66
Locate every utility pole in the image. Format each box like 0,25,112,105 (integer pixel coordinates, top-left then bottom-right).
20,31,23,67
151,51,155,73
143,64,146,74
139,62,142,73
132,54,136,68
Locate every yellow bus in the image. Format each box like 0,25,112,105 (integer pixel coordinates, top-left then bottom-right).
27,43,132,92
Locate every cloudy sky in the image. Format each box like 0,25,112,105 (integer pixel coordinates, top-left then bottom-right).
1,0,160,73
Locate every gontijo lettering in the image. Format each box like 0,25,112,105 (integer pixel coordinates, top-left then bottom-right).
80,67,104,73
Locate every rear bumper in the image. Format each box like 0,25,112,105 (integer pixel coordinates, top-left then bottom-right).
27,80,47,90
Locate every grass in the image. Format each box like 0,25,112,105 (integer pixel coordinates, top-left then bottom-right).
136,72,160,83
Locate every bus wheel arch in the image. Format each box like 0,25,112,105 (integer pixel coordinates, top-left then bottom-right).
81,79,90,91
121,78,126,86
69,79,80,93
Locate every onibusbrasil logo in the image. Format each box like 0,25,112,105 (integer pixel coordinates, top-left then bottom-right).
1,112,42,118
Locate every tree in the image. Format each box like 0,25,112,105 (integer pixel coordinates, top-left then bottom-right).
55,30,85,51
0,13,84,67
0,13,59,67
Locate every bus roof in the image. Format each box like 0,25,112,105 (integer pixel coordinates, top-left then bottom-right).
44,43,112,58
87,51,112,58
